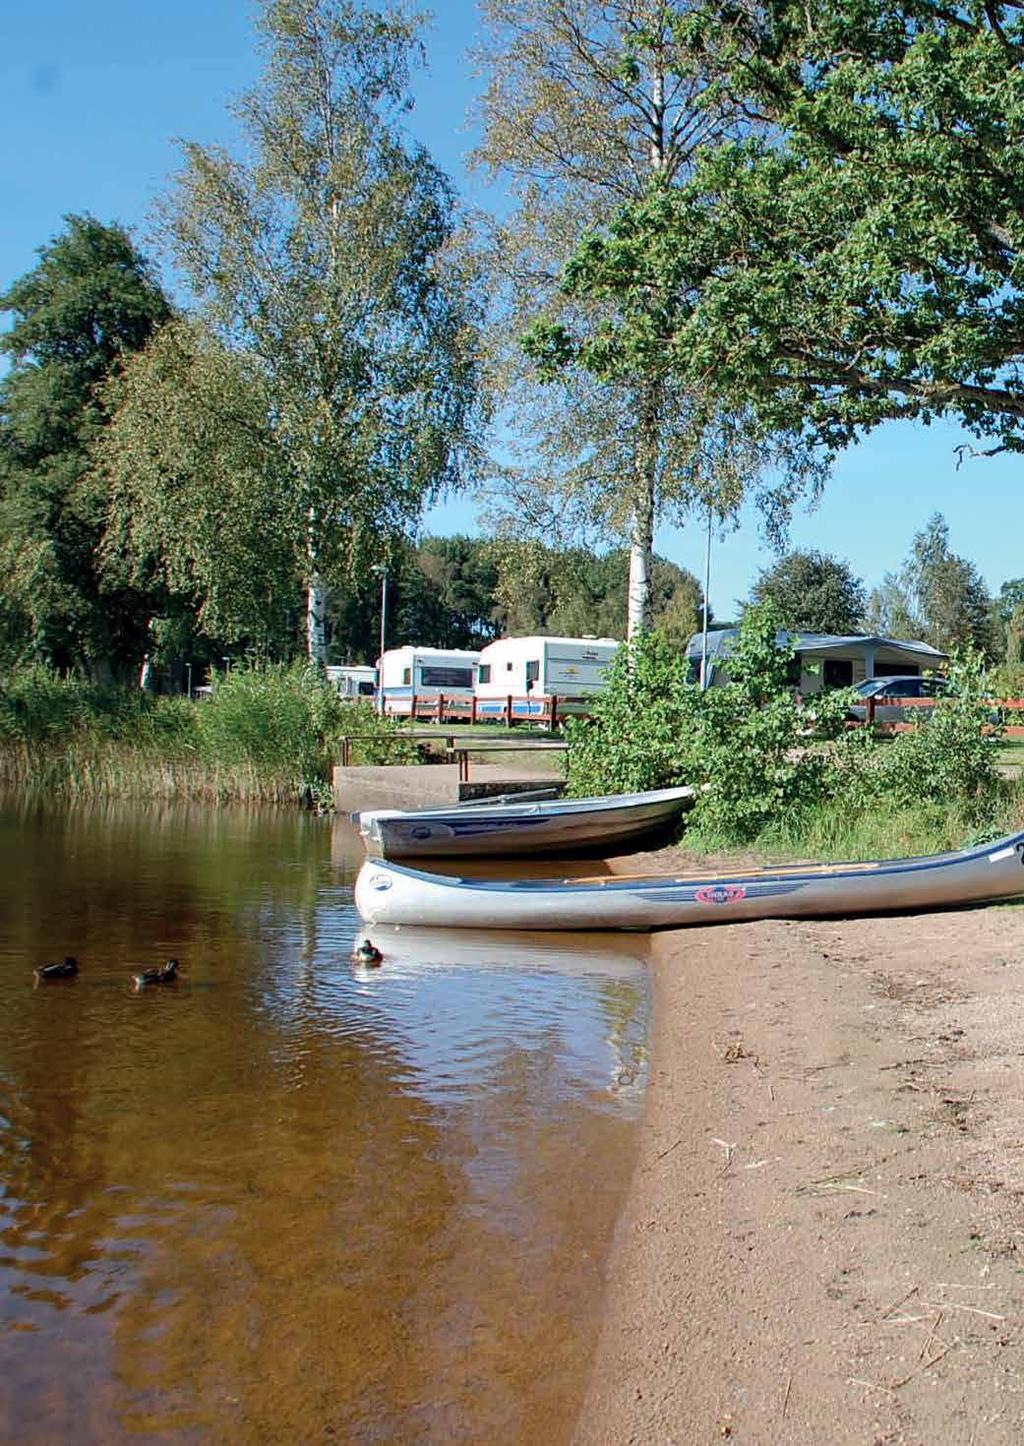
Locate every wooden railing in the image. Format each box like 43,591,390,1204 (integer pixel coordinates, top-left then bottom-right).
854,695,1024,737
338,729,567,782
379,693,592,727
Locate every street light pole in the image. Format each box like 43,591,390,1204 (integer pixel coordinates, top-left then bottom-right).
700,500,713,691
378,568,388,715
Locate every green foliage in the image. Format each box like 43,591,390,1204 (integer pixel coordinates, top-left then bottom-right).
336,700,423,766
161,0,483,662
98,320,299,652
867,514,994,654
567,604,1006,847
566,605,855,839
195,663,345,786
988,660,1024,699
0,662,418,800
0,215,172,676
555,1,1024,460
564,631,691,796
850,647,1003,820
475,0,826,638
0,666,170,745
750,550,866,634
489,540,704,642
678,609,856,844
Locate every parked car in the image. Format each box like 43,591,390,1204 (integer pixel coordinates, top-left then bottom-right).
846,675,949,723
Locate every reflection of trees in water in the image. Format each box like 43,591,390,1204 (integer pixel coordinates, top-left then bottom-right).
0,804,646,1440
0,804,463,1438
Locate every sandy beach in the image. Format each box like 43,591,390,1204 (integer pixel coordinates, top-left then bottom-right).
576,850,1024,1445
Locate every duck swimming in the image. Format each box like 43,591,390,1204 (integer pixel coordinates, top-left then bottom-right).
353,939,383,966
34,956,79,982
132,958,179,988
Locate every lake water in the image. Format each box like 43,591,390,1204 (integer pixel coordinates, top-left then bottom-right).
0,802,647,1442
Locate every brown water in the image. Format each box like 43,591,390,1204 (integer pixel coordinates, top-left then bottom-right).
0,802,647,1443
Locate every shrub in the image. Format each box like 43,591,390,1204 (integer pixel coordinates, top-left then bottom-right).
566,607,856,841
564,632,692,796
679,608,856,844
848,645,1003,821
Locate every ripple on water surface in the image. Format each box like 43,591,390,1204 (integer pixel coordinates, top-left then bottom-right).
0,803,647,1443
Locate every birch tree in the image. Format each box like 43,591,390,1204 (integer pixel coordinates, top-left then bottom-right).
161,0,481,663
475,0,823,637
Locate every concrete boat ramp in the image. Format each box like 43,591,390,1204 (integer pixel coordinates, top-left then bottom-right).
333,762,566,814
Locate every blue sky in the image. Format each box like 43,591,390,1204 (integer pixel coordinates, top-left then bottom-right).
3,0,1021,619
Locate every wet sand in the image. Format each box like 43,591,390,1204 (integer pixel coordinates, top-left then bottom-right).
577,848,1024,1444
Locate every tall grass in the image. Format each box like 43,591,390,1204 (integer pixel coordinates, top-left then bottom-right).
682,779,1024,864
0,663,417,805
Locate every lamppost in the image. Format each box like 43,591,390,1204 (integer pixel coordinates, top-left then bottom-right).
700,500,713,691
376,566,388,715
185,662,193,700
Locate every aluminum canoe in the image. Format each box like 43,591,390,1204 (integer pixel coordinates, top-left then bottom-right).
354,830,1024,931
354,785,695,859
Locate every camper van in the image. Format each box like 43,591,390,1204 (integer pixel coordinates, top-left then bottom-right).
378,645,480,716
474,636,620,719
325,665,377,701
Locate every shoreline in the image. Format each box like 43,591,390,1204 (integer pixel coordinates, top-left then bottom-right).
576,852,1024,1443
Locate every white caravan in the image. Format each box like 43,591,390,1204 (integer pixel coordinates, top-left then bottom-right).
378,646,480,715
325,665,377,700
474,636,620,719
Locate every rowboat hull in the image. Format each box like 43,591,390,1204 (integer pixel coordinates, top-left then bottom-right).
355,832,1024,931
355,786,694,859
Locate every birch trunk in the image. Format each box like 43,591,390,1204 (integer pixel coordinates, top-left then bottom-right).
306,503,326,665
627,395,658,639
625,58,667,640
306,576,327,664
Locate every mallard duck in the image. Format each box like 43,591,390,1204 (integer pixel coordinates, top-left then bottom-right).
353,939,383,966
34,956,79,981
132,958,179,988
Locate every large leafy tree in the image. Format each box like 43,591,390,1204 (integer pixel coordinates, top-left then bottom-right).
475,0,824,639
867,514,994,653
750,550,866,634
160,0,482,664
488,539,705,641
99,320,300,654
0,215,171,676
542,0,1024,460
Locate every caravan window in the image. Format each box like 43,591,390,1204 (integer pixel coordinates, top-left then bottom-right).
478,664,491,684
525,659,540,689
420,666,473,689
402,668,411,685
357,681,375,696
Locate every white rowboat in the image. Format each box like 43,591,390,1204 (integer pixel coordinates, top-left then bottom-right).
355,831,1024,931
354,785,694,859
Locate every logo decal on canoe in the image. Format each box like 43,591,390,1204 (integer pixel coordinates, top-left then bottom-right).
370,873,393,891
695,884,746,906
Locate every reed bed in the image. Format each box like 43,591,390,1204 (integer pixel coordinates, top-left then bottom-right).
0,663,416,806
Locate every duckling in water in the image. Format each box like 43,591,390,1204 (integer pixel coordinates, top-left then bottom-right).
352,939,383,967
132,958,179,989
34,956,79,982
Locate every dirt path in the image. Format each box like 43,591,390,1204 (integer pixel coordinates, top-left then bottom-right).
576,881,1024,1445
